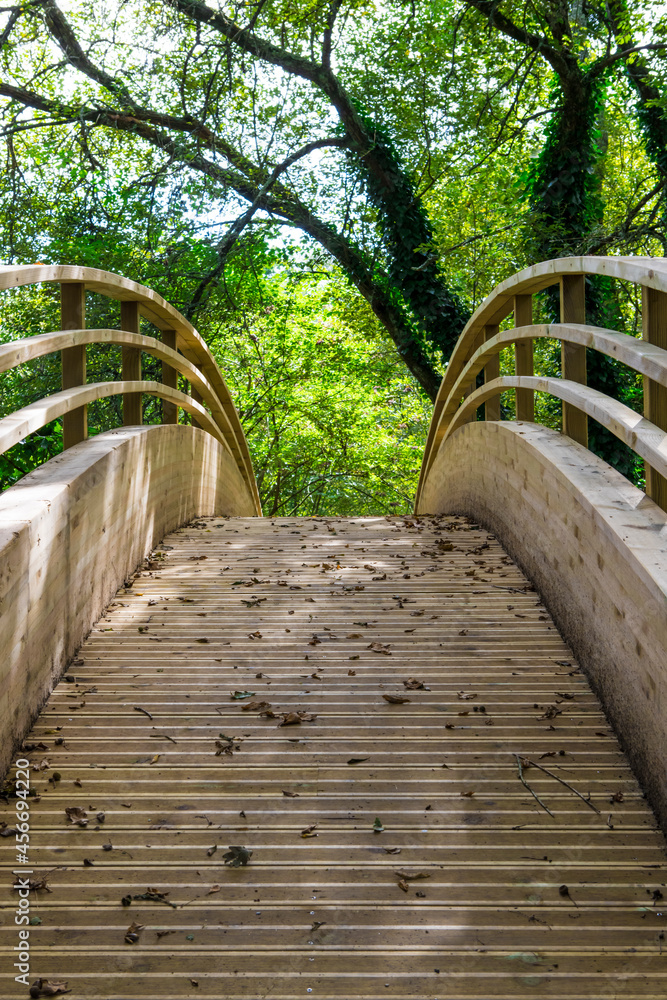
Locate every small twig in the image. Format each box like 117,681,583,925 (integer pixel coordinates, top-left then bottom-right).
514,754,554,817
149,734,177,744
133,706,153,720
519,756,601,814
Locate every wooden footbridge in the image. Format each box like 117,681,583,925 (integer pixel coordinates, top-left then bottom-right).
1,260,666,999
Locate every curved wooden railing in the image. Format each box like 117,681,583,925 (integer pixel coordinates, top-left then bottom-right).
0,265,261,514
416,256,667,512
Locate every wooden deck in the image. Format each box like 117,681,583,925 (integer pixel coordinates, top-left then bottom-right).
2,514,666,998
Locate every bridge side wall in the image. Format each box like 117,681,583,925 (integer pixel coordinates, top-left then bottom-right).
418,420,667,831
0,424,255,778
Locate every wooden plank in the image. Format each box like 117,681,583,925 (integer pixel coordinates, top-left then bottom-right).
1,515,665,1000
192,382,204,429
560,275,587,445
642,285,667,510
483,324,500,420
120,300,142,425
161,328,179,425
60,282,87,448
513,293,534,421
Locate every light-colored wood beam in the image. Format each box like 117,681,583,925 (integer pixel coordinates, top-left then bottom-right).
560,275,588,447
60,283,87,449
513,294,534,421
121,300,142,426
483,324,500,420
161,329,179,425
642,286,667,511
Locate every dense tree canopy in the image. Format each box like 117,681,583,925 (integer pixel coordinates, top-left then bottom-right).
1,1,666,508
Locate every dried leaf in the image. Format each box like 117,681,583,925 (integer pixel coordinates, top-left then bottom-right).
278,711,317,726
397,879,409,892
29,980,71,998
223,845,252,867
241,700,272,712
403,678,429,690
346,633,363,639
383,847,401,854
282,790,300,797
64,806,88,827
368,642,392,655
457,691,477,700
300,823,318,838
347,757,370,765
124,921,144,944
207,884,221,894
395,870,431,880
382,694,410,704
460,790,475,797
206,844,218,857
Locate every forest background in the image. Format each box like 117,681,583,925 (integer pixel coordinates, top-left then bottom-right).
0,0,666,514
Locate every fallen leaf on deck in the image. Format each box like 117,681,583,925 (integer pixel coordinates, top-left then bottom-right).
383,847,401,854
195,638,209,644
28,980,71,998
223,845,252,867
207,884,221,894
382,694,410,704
460,790,475,797
395,870,431,880
65,807,88,827
241,700,272,712
397,879,409,892
206,845,217,857
230,691,256,700
347,757,370,765
282,790,299,797
457,691,477,700
368,642,392,655
124,921,144,944
403,678,429,690
346,633,363,639
278,712,317,726
311,920,326,931
300,823,318,838
373,817,384,833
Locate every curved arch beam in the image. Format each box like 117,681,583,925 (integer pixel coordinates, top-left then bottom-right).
0,328,235,445
426,323,667,475
0,265,259,511
0,381,228,457
446,375,667,482
423,256,667,483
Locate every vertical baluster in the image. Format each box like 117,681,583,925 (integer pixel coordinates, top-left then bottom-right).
120,301,142,425
514,294,534,421
560,275,588,447
61,282,87,449
642,286,667,511
191,384,204,429
483,323,500,420
161,329,178,425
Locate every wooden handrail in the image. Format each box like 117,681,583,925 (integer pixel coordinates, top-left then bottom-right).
0,265,261,513
0,328,235,443
447,375,667,481
417,256,667,513
0,381,227,456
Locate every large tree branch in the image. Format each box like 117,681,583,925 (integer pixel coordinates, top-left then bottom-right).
461,0,572,76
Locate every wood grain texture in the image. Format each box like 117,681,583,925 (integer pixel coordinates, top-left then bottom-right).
418,419,667,834
643,286,667,510
0,265,260,513
60,282,87,449
1,514,665,999
0,426,255,783
418,256,667,506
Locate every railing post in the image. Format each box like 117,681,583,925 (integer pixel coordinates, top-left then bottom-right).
483,324,500,420
161,329,179,425
120,301,142,425
60,283,87,449
513,294,534,421
191,384,204,429
560,275,588,447
642,286,667,511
